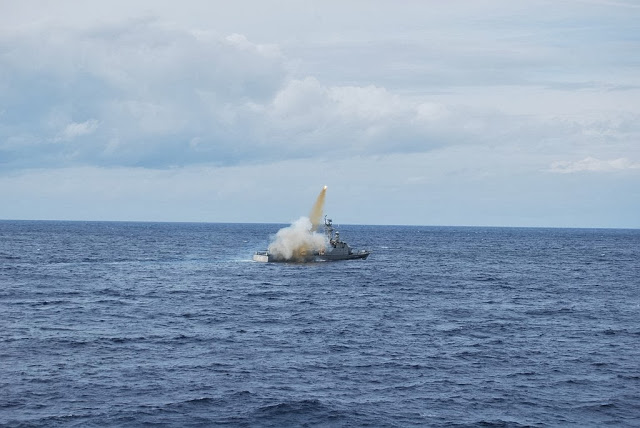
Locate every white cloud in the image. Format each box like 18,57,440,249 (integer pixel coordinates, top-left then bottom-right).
58,119,99,141
224,33,282,58
270,77,328,119
549,157,640,173
328,85,408,121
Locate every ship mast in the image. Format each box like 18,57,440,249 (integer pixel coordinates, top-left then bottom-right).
324,215,335,244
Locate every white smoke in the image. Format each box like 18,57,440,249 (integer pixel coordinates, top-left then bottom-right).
268,217,328,262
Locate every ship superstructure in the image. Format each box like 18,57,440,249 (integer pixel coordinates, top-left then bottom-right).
253,216,370,263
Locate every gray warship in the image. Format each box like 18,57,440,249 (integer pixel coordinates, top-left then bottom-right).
253,216,370,263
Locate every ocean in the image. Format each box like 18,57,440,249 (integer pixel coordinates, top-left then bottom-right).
1,221,639,427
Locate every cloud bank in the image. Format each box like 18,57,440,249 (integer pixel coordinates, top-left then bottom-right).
0,20,470,170
2,17,638,173
550,157,640,173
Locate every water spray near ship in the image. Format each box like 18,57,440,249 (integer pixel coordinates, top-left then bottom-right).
253,186,370,263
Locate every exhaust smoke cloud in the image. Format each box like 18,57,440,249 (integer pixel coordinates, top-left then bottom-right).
267,186,329,262
309,185,327,231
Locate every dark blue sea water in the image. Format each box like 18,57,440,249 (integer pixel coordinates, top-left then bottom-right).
1,221,639,427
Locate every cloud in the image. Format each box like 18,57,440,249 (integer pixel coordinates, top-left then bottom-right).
57,119,99,141
549,157,640,173
0,21,500,170
0,20,289,169
1,12,639,173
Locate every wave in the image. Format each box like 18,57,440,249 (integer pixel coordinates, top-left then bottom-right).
250,399,367,427
257,399,326,416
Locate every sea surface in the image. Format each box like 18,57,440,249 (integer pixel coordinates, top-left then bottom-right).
1,221,639,427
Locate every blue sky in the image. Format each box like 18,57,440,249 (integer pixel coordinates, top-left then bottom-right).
1,0,639,227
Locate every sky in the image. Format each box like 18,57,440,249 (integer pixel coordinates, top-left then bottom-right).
0,0,639,227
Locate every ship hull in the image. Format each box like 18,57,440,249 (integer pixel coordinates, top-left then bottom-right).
253,250,370,263
252,253,272,262
315,251,370,261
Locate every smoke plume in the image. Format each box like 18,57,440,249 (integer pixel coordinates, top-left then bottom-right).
267,217,327,262
309,185,327,231
267,186,329,262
